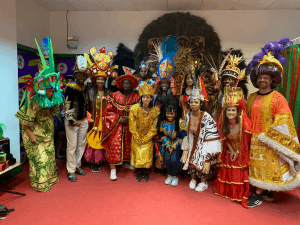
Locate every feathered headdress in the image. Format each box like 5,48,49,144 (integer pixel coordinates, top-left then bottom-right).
206,50,246,88
246,38,293,89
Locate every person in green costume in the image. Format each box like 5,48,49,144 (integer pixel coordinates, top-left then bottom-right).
15,37,64,192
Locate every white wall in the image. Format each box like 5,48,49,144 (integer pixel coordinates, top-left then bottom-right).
17,0,50,48
0,0,20,161
49,10,300,57
49,10,300,94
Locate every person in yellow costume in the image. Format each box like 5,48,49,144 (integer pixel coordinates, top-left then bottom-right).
246,38,300,208
129,83,160,182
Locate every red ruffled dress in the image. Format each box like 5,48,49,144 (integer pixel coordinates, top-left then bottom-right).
214,109,252,208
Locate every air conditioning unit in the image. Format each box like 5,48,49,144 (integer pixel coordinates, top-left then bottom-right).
67,36,79,49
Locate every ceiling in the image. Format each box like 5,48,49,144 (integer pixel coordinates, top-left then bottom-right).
33,0,300,11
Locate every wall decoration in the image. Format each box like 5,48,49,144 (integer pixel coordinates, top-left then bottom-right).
17,55,24,69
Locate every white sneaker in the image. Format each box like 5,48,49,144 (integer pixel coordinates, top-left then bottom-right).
189,179,197,189
110,169,117,181
195,181,208,192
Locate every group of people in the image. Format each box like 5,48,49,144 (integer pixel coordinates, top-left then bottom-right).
15,37,300,209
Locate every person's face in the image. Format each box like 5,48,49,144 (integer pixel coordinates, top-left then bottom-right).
186,74,193,87
226,106,238,120
160,82,170,91
46,88,54,100
139,68,148,79
142,95,152,108
166,111,176,122
122,79,133,92
222,76,236,88
257,74,272,89
75,72,87,85
96,77,106,88
66,78,74,84
189,99,201,112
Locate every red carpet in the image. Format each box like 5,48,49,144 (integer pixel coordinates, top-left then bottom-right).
1,159,300,225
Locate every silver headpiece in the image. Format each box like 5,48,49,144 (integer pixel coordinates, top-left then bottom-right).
189,77,204,101
139,60,149,69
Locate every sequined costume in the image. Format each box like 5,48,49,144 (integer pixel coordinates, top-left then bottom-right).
102,90,140,165
129,103,159,168
247,90,300,191
84,88,109,164
214,87,252,208
157,119,187,176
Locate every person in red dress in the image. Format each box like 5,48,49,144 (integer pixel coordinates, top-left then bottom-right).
214,87,252,208
101,67,140,181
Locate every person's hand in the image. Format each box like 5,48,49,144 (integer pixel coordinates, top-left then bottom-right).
73,122,81,127
168,147,174,154
202,162,210,174
120,116,129,124
29,133,38,145
111,80,117,85
180,150,188,163
230,151,238,162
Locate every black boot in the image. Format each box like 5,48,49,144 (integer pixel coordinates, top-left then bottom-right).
136,169,142,182
143,169,150,182
91,163,99,173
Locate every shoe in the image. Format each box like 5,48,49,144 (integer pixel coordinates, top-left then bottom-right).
165,175,173,185
136,171,143,182
160,169,167,176
189,179,197,189
248,193,262,208
195,181,208,192
98,164,102,170
261,190,274,202
67,173,77,182
110,169,117,181
91,164,99,173
171,176,179,187
143,170,150,182
128,165,135,170
75,167,86,176
122,163,129,169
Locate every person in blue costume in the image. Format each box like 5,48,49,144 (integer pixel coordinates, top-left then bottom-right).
156,95,187,186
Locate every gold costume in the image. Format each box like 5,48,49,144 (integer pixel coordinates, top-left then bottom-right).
129,103,160,168
247,91,300,191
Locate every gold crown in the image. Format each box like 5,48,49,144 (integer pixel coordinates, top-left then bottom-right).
258,52,283,72
223,87,244,108
221,55,243,79
139,83,155,97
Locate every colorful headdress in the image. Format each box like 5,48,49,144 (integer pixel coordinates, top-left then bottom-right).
206,50,247,88
116,66,139,89
223,87,245,109
22,38,64,109
189,75,204,102
84,47,118,79
139,83,155,97
148,35,178,81
246,38,292,89
221,55,244,80
139,60,149,70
